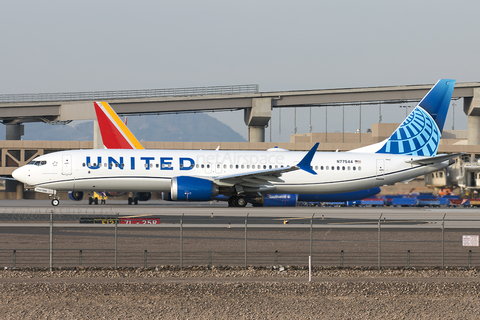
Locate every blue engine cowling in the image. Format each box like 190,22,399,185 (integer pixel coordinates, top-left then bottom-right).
136,192,152,202
171,176,219,201
68,191,84,201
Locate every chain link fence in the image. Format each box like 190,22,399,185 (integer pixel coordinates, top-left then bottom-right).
0,212,479,269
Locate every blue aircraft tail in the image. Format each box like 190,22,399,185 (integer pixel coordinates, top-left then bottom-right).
365,79,455,157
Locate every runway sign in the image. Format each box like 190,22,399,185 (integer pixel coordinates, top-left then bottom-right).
462,235,479,247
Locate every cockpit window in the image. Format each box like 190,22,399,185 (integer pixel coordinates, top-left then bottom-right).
27,160,47,166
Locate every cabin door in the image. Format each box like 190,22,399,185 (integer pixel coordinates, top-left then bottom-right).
62,154,72,175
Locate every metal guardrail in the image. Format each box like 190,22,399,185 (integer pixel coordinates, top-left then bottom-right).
0,84,259,103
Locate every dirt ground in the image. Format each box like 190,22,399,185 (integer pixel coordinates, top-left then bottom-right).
1,267,480,319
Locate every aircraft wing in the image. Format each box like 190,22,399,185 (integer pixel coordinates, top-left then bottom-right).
214,143,319,188
405,153,464,165
214,166,296,187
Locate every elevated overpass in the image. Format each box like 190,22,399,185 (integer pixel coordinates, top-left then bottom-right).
1,81,480,143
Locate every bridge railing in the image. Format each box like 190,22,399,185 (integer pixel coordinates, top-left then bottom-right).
0,84,259,103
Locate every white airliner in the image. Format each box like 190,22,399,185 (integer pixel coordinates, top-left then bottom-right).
13,79,461,206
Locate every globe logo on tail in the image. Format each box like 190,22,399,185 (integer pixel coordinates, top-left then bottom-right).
377,106,440,157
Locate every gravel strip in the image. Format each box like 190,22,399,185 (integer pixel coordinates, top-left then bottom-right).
1,267,480,319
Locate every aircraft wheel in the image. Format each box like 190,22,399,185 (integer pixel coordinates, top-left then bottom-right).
236,196,247,207
228,197,236,207
134,197,138,205
51,199,59,206
128,197,133,205
94,198,98,205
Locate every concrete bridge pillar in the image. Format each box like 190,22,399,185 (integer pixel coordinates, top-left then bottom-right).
4,123,25,195
93,120,103,149
244,98,272,142
464,88,480,145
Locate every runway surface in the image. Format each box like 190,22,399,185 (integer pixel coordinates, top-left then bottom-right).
0,199,480,228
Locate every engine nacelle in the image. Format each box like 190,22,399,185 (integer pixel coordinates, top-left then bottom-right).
135,192,152,202
248,194,298,207
68,191,84,201
171,176,219,201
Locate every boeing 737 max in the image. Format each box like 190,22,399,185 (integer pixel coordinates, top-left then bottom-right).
12,80,461,206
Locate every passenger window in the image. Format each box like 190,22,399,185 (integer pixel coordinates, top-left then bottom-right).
358,166,362,171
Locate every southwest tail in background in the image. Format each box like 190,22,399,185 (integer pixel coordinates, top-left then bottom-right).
94,101,144,150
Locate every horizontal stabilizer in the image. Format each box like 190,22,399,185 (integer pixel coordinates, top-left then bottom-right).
405,153,464,165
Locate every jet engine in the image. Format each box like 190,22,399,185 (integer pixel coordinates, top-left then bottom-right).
68,191,84,201
135,192,152,202
171,176,219,201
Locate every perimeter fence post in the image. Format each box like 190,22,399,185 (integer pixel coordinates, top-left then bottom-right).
442,213,446,269
245,213,249,269
310,213,315,263
208,250,212,269
50,210,53,272
180,213,184,271
378,213,383,270
144,250,147,268
79,250,82,266
340,250,344,268
13,250,16,268
469,250,472,268
275,250,278,267
115,213,118,270
407,250,410,268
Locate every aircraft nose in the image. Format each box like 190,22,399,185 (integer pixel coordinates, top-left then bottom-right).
12,166,29,184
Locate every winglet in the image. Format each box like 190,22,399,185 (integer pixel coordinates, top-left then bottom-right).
296,143,319,175
94,101,145,150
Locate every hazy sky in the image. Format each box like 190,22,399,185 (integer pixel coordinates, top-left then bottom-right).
1,0,478,141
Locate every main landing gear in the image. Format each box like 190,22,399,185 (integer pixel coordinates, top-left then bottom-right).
228,196,247,207
128,197,139,205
